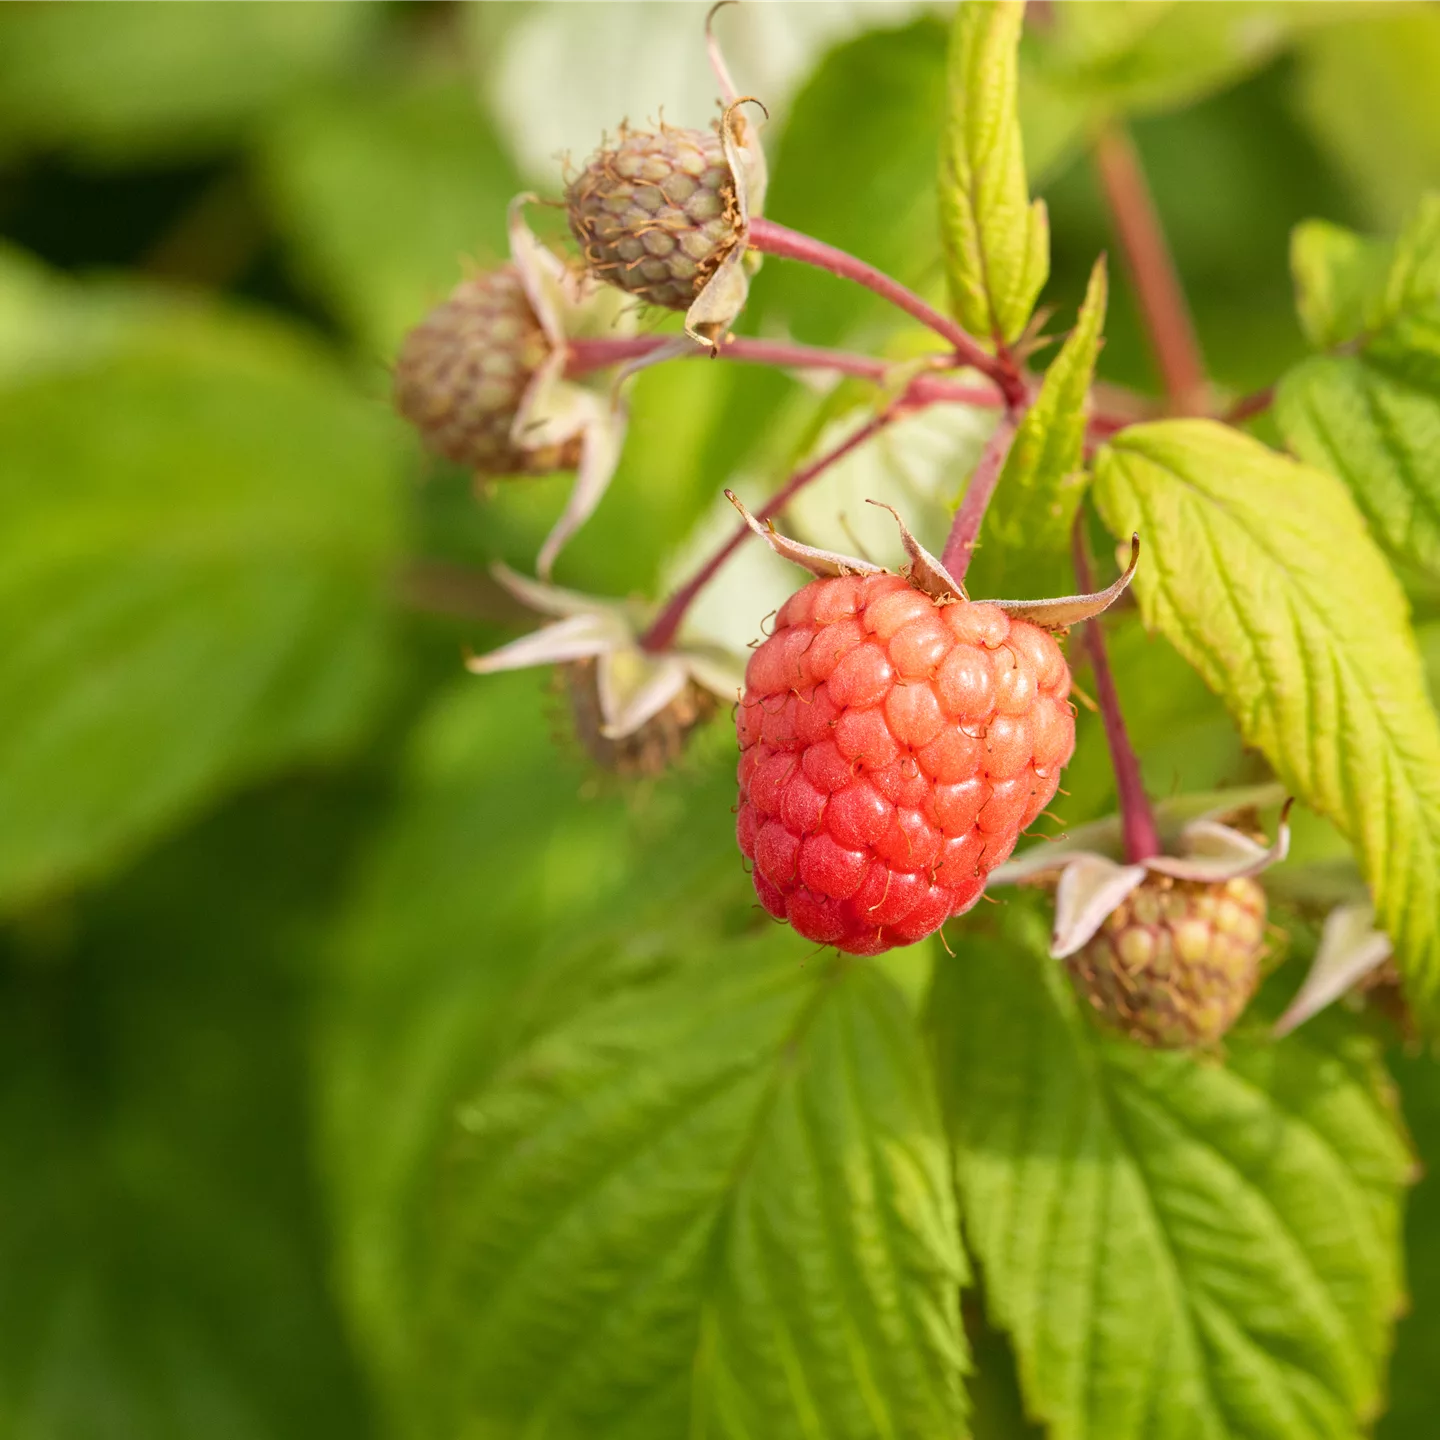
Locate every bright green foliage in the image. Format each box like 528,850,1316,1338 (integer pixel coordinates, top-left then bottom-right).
1277,353,1440,579
0,783,373,1440
320,670,766,1409
261,80,522,355
5,4,1440,1437
1384,1051,1440,1439
0,329,404,912
932,906,1410,1440
985,255,1107,554
753,17,949,348
1025,2,1376,131
0,2,379,163
1289,219,1395,348
1278,195,1440,580
1094,421,1440,1006
413,934,966,1439
1061,621,1247,827
939,0,1050,346
1293,9,1440,231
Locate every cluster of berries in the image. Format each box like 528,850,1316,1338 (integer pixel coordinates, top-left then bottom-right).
389,11,1292,1051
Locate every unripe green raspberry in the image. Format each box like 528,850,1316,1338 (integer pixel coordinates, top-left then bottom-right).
566,124,742,311
563,658,717,778
1067,875,1267,1047
392,265,580,476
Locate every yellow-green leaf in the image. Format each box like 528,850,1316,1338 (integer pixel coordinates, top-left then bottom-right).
938,0,1049,346
931,902,1409,1440
985,255,1107,554
1093,420,1440,1006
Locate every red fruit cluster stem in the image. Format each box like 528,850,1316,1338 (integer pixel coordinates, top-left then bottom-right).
746,217,1028,408
1093,124,1207,416
1223,383,1275,427
563,334,1000,408
639,407,899,654
938,413,1018,583
1071,517,1161,865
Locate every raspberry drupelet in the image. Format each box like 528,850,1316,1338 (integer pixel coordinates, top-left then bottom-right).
736,572,1075,955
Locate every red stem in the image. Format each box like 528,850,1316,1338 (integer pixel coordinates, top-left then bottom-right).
939,414,1018,582
746,217,1028,407
1093,125,1206,416
639,408,900,653
564,334,1002,408
1223,383,1274,427
1071,517,1160,864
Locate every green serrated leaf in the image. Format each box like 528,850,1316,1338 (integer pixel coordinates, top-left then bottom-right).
1276,352,1440,581
1279,195,1440,582
413,938,967,1438
1288,194,1440,351
1093,420,1440,1007
0,326,403,912
939,0,1050,346
986,254,1107,554
1383,1045,1440,1439
1379,194,1440,322
931,904,1409,1440
320,670,768,1410
1290,219,1395,349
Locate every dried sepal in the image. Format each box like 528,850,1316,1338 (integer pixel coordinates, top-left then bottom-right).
992,789,1292,959
992,533,1140,631
1148,799,1294,883
725,490,886,577
466,609,630,674
683,96,769,348
505,197,636,576
1273,903,1394,1038
864,499,967,601
729,495,1137,641
468,568,741,756
1052,854,1148,959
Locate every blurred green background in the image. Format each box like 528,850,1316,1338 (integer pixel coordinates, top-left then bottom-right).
2,2,1440,1435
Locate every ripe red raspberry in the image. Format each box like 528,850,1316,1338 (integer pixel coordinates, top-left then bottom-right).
735,572,1075,955
1068,875,1267,1047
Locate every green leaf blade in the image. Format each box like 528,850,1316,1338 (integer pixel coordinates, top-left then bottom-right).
1093,419,1440,1006
1276,353,1440,580
1290,219,1394,349
987,254,1108,554
0,326,404,912
418,941,968,1438
931,909,1409,1440
939,0,1050,346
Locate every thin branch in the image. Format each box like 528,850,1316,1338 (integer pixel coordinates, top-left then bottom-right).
938,413,1018,582
1071,516,1160,864
746,216,1028,407
1093,124,1207,415
1223,383,1274,427
639,407,900,653
566,336,1148,437
395,560,529,626
564,333,1001,408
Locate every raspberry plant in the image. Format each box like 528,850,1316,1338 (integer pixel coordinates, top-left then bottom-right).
6,3,1440,1439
